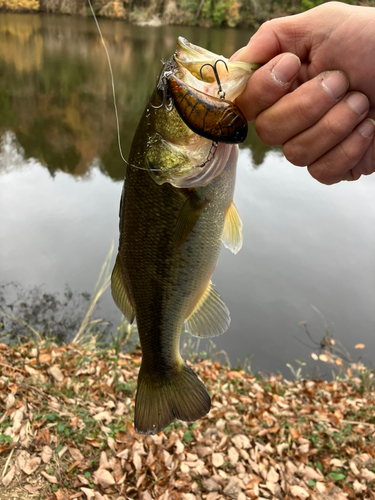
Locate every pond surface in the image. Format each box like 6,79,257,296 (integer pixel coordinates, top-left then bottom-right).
1,13,374,376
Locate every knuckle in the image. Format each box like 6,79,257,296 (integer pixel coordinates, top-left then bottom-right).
254,117,278,146
282,142,307,166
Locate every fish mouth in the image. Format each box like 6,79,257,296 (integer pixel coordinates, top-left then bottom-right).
174,37,259,102
146,38,257,188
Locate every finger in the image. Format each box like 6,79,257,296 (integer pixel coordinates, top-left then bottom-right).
283,92,370,166
307,119,375,184
343,122,375,181
235,53,301,121
255,71,349,146
230,5,340,64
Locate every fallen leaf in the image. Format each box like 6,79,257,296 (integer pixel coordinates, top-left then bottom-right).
34,428,50,450
69,447,84,462
2,465,15,487
227,447,239,465
49,365,64,382
93,469,116,488
41,445,53,463
212,453,224,468
289,485,309,499
24,484,42,493
81,487,95,500
22,456,41,475
41,471,59,483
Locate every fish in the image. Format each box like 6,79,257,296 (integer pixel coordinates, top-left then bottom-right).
111,37,258,435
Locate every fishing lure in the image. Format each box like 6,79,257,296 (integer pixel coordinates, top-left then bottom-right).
166,74,248,144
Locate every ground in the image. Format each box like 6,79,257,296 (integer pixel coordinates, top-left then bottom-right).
0,341,374,500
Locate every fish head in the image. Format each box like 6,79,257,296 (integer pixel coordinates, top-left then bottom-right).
143,38,259,188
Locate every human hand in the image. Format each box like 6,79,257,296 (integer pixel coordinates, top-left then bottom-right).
231,2,375,184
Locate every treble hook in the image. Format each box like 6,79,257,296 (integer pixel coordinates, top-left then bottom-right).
200,59,228,99
149,78,174,112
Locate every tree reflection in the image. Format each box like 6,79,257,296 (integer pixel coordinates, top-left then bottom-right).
0,13,276,179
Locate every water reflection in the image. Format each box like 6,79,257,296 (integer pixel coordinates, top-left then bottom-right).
1,13,374,376
0,13,270,180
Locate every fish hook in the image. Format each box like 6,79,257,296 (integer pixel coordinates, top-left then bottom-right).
149,78,174,112
200,59,228,99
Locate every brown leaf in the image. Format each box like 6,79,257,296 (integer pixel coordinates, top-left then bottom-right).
212,453,224,468
41,445,53,463
34,428,50,450
55,488,71,500
81,488,95,500
2,465,16,487
66,460,81,473
69,447,84,462
289,485,309,499
85,437,100,448
93,468,116,488
24,484,42,493
41,471,59,483
289,427,301,440
227,447,239,465
49,365,64,382
22,456,41,475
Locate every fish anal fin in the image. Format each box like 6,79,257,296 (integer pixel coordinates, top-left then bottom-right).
185,281,230,338
111,255,135,324
174,190,209,248
134,362,210,435
222,201,243,255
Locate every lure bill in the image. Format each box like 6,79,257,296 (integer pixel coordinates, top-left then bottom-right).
111,38,258,434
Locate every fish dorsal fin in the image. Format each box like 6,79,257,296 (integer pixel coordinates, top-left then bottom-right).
174,190,209,248
111,255,135,324
222,201,243,255
185,281,230,338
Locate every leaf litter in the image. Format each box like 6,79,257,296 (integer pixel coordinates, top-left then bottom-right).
0,341,374,500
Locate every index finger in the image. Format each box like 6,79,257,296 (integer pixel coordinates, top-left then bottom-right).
234,53,301,121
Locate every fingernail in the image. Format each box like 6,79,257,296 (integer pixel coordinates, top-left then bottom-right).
345,93,369,116
321,71,348,101
357,118,375,138
271,54,301,85
229,47,245,61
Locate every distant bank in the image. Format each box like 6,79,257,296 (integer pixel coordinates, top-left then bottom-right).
0,0,371,29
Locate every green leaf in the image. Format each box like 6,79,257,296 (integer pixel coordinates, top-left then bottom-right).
316,461,323,473
183,430,194,443
57,423,65,433
307,479,316,487
84,471,91,479
46,413,57,422
329,472,346,481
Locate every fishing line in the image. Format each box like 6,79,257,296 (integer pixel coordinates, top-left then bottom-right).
87,2,217,175
87,0,160,172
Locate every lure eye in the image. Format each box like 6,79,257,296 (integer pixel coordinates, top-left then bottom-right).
234,130,244,142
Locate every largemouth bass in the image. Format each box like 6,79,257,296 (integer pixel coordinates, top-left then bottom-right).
111,38,258,435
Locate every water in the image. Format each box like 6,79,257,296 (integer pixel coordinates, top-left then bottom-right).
1,13,374,376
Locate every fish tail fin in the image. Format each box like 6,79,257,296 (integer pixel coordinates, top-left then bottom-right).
134,362,211,435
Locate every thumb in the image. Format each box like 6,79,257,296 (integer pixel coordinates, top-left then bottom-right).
235,53,301,121
230,9,320,64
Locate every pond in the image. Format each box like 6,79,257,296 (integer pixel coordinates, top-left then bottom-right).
1,13,374,377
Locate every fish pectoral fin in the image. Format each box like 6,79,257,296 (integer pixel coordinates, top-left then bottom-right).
111,255,135,324
222,201,243,255
185,281,230,338
134,362,210,435
174,190,209,248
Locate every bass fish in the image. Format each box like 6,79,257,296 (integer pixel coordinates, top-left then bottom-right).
111,38,258,434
